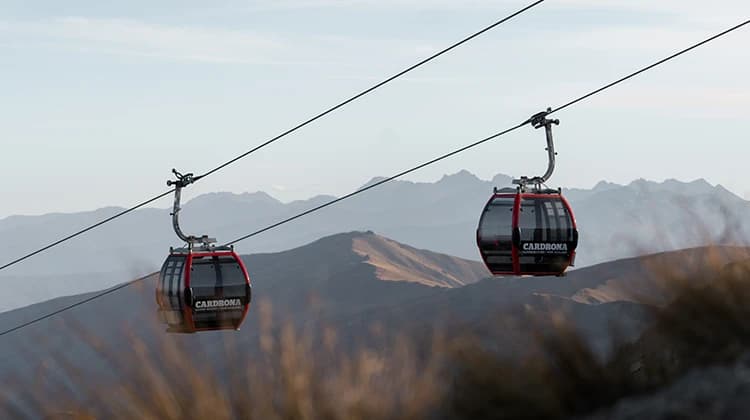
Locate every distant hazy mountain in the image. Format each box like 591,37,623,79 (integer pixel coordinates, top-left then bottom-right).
1,171,747,311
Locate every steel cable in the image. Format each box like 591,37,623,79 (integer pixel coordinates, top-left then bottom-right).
0,0,546,274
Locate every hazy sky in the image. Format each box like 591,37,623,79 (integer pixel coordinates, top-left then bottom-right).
1,0,749,218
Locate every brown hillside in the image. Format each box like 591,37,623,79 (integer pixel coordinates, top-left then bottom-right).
563,246,750,305
352,232,489,288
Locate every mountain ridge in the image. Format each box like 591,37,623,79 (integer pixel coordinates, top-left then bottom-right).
1,173,739,223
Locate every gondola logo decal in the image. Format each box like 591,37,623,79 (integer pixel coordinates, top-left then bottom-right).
522,243,568,253
194,298,243,311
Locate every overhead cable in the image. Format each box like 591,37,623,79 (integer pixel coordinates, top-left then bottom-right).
224,18,750,245
0,275,149,337
0,191,175,272
0,1,544,273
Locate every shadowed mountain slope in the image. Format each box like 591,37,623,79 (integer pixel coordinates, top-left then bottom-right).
2,233,746,364
1,233,749,417
0,231,486,338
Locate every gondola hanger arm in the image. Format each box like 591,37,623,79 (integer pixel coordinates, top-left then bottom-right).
513,108,559,190
167,168,215,249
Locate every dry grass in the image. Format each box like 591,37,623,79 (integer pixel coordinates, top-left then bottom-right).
444,316,641,420
624,248,750,386
0,300,445,420
0,306,643,420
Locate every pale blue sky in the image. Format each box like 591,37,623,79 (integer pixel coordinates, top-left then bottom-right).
1,0,749,218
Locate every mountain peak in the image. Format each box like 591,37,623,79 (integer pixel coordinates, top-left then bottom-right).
663,177,713,190
289,230,489,288
360,176,392,189
351,231,489,288
593,180,621,191
437,170,480,184
186,191,281,207
491,173,513,187
626,178,717,196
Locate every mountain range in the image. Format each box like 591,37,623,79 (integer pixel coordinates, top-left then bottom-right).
0,171,747,312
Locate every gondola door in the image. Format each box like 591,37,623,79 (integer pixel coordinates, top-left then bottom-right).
156,254,187,327
185,252,251,331
477,193,517,275
515,194,577,275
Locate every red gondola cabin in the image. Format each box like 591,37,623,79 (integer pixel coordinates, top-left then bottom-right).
477,188,578,276
156,247,252,333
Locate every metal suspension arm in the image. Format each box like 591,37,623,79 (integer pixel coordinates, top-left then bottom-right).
513,108,560,189
168,182,190,244
167,169,215,249
532,108,559,183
